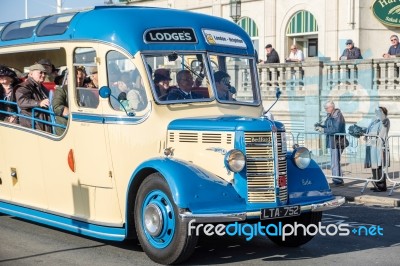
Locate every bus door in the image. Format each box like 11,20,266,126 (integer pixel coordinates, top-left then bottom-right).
71,47,113,189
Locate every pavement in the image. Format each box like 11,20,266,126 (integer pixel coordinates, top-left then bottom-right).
330,179,400,207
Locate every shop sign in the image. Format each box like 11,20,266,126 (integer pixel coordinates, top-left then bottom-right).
372,0,400,27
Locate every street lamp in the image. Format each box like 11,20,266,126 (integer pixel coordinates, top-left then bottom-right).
229,0,241,23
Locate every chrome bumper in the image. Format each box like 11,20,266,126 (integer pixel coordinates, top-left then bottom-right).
179,196,345,223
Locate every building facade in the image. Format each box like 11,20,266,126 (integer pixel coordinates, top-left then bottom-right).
120,0,400,135
121,0,400,61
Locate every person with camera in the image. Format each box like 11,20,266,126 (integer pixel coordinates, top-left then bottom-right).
315,100,347,186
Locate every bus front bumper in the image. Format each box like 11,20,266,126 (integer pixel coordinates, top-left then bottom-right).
179,196,345,223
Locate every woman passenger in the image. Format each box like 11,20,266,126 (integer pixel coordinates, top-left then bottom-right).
0,65,20,123
154,68,173,100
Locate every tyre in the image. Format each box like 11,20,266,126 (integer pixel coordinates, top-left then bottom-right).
264,211,322,247
134,173,198,264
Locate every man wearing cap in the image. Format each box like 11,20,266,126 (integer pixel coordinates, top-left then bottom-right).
340,39,362,60
264,44,280,63
37,59,57,82
154,68,173,100
15,64,51,132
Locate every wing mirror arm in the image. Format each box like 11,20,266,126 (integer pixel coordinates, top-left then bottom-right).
99,86,135,117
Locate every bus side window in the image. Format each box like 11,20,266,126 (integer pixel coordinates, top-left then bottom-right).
106,51,147,112
73,48,99,109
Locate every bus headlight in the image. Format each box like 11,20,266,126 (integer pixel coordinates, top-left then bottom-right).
225,149,246,172
292,147,311,169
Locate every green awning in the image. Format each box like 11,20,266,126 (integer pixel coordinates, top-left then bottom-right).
238,17,258,37
287,10,318,36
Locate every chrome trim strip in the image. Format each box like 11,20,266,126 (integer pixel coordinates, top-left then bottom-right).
179,212,246,223
179,197,345,223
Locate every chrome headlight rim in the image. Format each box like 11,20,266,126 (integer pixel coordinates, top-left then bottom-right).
224,149,246,173
292,147,311,169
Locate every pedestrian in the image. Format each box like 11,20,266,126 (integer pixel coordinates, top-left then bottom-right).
383,34,400,58
364,107,390,192
315,100,347,185
339,39,362,60
285,44,304,62
264,44,280,63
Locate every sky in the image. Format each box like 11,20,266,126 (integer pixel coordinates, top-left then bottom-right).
0,0,108,23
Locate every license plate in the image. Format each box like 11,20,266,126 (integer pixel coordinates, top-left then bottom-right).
260,205,301,220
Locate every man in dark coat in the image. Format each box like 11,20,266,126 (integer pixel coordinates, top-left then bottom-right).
264,44,280,63
15,64,51,132
339,39,362,60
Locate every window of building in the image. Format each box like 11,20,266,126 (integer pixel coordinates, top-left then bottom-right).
238,17,259,55
286,10,319,58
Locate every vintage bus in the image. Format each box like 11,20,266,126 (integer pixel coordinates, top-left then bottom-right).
0,6,344,264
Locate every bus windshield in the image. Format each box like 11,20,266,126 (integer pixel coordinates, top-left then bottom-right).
144,52,260,105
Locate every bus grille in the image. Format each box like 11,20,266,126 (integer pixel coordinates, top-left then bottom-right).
245,132,287,203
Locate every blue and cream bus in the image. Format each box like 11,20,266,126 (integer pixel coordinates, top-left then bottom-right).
0,6,344,264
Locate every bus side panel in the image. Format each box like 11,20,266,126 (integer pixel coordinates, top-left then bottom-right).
0,124,12,201
1,127,47,208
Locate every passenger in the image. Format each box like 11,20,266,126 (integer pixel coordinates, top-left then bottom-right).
0,65,20,123
214,70,236,101
52,83,68,136
76,66,99,108
15,64,51,132
37,59,57,82
76,66,87,87
85,68,98,88
154,68,173,100
108,62,129,109
167,70,204,100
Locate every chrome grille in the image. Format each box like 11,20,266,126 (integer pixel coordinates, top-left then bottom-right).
245,132,288,203
276,132,288,203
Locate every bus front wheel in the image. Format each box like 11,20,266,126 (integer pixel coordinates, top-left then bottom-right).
134,173,198,264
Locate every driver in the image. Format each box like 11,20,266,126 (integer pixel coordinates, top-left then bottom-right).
167,70,204,100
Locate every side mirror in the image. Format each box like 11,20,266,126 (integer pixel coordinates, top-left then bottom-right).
98,86,135,117
275,87,281,99
99,86,111,98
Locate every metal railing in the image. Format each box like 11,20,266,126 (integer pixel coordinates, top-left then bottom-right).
0,99,66,135
288,131,399,195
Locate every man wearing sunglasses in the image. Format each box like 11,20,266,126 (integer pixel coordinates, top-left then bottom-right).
383,35,400,58
339,39,362,60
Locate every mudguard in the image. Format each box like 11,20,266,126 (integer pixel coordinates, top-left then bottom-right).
286,151,334,205
129,157,246,214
